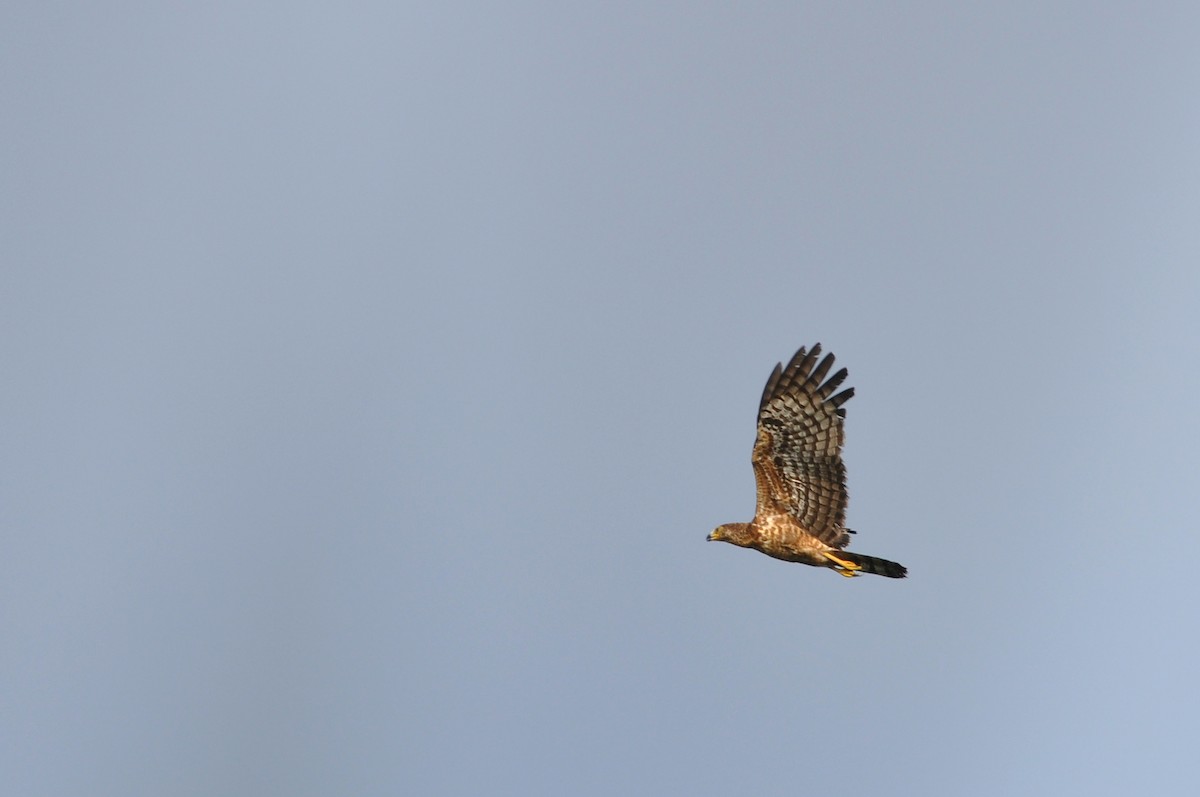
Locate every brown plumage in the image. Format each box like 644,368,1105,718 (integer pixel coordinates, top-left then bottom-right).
708,344,907,579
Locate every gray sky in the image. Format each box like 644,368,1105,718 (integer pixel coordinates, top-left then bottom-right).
4,3,1200,795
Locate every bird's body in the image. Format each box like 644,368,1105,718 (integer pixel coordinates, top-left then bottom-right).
708,344,907,579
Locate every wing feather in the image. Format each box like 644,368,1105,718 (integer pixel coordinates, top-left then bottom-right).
751,343,853,547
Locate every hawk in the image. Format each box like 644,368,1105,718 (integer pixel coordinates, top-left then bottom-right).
708,344,907,579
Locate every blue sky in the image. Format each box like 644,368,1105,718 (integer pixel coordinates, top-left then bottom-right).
4,3,1200,795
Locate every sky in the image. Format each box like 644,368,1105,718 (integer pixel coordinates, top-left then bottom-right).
4,3,1200,795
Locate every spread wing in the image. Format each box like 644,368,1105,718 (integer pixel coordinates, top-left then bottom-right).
751,344,855,547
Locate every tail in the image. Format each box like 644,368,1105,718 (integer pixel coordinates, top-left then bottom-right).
840,551,908,579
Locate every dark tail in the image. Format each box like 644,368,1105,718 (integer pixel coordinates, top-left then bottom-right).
842,552,908,579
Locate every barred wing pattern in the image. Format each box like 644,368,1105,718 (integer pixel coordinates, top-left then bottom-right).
753,344,856,548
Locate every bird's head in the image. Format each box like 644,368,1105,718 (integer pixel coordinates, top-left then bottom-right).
707,522,753,547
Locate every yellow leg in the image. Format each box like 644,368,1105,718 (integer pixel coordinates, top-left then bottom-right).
823,552,862,578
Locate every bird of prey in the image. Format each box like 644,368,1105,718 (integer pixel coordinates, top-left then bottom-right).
708,344,907,579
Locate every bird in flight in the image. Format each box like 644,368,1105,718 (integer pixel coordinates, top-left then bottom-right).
708,344,907,579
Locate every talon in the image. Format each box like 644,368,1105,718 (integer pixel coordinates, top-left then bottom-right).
823,552,862,577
